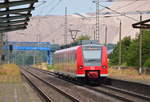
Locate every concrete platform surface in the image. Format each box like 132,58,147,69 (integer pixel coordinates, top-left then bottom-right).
0,82,42,102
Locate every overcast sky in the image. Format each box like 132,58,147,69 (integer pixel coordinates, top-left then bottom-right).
32,0,112,16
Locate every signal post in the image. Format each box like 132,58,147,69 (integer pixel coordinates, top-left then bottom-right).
0,33,4,65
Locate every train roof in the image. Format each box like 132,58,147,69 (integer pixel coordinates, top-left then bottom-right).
54,44,103,54
82,44,103,47
54,46,80,54
60,40,101,49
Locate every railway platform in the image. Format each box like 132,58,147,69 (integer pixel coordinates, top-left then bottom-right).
0,82,42,102
0,64,42,102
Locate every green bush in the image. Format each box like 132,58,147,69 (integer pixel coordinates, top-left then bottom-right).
144,58,150,68
47,65,55,70
109,30,150,67
75,35,90,42
109,36,131,65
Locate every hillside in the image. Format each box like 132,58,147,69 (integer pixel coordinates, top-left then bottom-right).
7,0,150,44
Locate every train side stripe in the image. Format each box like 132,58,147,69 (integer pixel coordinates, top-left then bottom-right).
100,74,108,77
76,74,85,77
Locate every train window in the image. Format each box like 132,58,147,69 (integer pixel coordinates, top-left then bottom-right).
64,53,67,62
83,50,101,59
71,52,73,62
83,46,101,66
58,55,60,63
73,51,76,62
54,55,57,64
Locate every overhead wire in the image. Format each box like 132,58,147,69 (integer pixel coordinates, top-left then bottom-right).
49,0,56,5
33,0,47,16
89,0,140,16
47,0,63,14
134,0,148,10
34,0,47,8
115,1,137,10
99,4,139,21
42,0,56,16
33,0,58,16
32,0,148,42
100,0,148,2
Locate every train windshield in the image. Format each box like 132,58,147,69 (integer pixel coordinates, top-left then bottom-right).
83,45,101,66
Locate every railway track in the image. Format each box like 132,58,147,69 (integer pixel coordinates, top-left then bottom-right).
109,78,150,97
21,70,53,102
100,84,150,101
21,67,80,102
86,85,150,102
24,66,150,102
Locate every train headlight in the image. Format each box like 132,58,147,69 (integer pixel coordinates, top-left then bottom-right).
80,65,83,69
102,65,107,69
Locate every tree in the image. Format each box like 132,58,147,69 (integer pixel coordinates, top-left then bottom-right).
126,30,150,67
15,51,47,65
75,35,90,42
126,39,139,66
109,36,131,65
144,58,150,68
141,30,150,67
25,56,33,65
109,30,150,68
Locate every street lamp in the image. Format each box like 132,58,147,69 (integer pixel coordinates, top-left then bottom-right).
69,29,80,42
74,13,112,42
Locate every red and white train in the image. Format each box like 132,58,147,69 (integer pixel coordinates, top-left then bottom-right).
53,44,108,80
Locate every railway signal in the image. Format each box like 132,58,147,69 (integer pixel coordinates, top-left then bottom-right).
0,33,4,64
9,44,13,53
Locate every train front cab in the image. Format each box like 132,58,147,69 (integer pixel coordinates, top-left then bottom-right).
76,45,108,80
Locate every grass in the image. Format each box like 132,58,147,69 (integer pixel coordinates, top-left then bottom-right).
32,63,55,71
47,65,55,70
109,67,150,82
0,64,22,83
33,63,48,70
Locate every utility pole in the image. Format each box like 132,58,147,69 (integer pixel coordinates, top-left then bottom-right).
69,29,80,42
139,12,142,74
5,33,9,64
33,51,36,65
94,29,96,40
14,50,16,64
103,24,107,45
95,0,100,42
105,25,107,45
64,7,68,44
33,33,38,65
92,0,100,41
119,19,122,69
22,51,25,66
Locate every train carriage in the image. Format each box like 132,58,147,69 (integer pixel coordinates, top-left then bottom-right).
53,43,108,80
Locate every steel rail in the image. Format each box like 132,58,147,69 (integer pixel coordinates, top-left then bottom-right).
100,84,150,101
21,70,53,102
21,67,80,102
28,67,150,102
26,67,133,101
